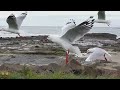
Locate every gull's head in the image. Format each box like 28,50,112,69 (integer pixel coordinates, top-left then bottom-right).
87,16,95,22
9,14,16,19
87,48,96,54
21,11,27,16
70,19,75,23
66,19,76,25
87,49,93,54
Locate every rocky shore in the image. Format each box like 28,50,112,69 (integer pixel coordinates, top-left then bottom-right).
0,33,119,54
0,33,120,77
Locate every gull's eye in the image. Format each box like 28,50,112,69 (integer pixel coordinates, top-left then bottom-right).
9,15,15,18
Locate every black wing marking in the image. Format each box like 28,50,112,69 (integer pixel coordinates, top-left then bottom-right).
61,18,95,43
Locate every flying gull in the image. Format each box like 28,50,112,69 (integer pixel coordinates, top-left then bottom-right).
94,11,110,26
47,16,95,64
0,11,27,37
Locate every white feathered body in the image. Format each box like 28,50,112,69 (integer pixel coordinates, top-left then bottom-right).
48,35,82,57
48,17,95,57
86,47,112,62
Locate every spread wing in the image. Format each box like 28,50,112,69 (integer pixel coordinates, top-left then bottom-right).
6,12,27,30
61,16,95,43
16,12,27,29
6,14,18,30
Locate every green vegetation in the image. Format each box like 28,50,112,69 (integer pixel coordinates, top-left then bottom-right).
0,67,119,79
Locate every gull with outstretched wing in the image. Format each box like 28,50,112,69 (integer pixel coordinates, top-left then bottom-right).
47,16,95,64
0,11,27,37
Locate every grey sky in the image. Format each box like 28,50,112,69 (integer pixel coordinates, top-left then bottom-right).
0,11,120,27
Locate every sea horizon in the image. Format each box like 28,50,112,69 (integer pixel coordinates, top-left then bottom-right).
0,26,120,38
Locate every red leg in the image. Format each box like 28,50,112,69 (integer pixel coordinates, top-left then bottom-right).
76,60,80,65
66,52,68,64
66,50,69,65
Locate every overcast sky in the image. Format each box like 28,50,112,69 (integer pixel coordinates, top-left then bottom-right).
0,11,120,27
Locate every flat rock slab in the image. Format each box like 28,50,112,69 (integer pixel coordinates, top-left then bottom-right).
0,54,65,66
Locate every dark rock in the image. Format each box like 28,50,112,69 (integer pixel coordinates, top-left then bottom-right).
31,63,61,74
0,64,23,72
61,59,84,74
35,46,40,48
46,63,61,73
82,65,99,76
82,33,117,40
10,55,16,58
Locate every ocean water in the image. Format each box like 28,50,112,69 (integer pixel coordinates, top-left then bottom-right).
0,26,120,38
21,26,120,38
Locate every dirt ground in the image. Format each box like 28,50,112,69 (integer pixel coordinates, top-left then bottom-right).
109,52,120,64
0,51,119,66
0,54,65,66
